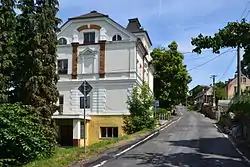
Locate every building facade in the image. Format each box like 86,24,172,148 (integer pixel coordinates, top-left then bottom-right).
52,11,154,147
226,74,250,99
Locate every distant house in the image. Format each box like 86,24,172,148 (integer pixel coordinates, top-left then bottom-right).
194,86,213,106
225,74,250,99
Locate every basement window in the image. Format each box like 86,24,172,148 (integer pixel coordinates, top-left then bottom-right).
100,127,118,138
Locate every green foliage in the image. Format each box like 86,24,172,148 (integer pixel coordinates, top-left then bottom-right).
156,108,171,120
151,42,192,108
187,105,196,111
218,112,232,127
191,19,250,77
0,0,17,103
215,82,227,105
229,95,250,115
0,0,61,165
0,103,56,166
123,83,156,134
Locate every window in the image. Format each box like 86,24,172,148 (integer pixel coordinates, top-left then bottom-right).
58,38,67,45
84,32,95,43
243,77,246,83
100,127,118,138
59,95,64,114
234,86,237,94
112,34,122,41
80,96,90,109
58,59,68,74
80,121,85,139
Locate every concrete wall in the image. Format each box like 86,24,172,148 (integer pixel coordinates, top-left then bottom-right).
56,80,134,115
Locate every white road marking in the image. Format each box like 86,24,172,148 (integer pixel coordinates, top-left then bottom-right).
92,116,183,167
159,117,182,132
92,160,107,167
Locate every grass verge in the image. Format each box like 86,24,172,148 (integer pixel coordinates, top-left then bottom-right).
23,129,151,167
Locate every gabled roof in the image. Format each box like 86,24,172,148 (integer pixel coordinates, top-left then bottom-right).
69,10,108,20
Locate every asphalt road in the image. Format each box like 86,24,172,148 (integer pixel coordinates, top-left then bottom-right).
102,109,249,167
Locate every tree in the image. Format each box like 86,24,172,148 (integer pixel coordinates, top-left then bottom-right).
0,103,56,166
214,81,227,105
13,0,60,129
191,19,250,77
123,83,156,134
0,0,17,103
151,42,192,109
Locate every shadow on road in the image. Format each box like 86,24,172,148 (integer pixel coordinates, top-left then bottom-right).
122,137,247,167
123,152,245,167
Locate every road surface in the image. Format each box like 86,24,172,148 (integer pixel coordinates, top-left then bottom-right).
102,109,248,167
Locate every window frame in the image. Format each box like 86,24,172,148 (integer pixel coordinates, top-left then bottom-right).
112,34,122,41
100,127,118,138
59,95,64,114
58,37,67,45
57,59,68,74
83,32,95,43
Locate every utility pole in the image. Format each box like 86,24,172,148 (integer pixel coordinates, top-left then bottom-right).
237,44,241,97
210,75,217,107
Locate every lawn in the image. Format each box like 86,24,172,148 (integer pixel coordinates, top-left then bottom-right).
24,129,151,167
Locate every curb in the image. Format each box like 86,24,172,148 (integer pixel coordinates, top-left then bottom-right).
214,124,250,166
75,116,182,167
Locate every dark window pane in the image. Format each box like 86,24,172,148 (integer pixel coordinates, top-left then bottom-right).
113,127,118,137
84,32,95,43
107,127,112,137
58,59,68,74
112,35,116,41
84,33,89,43
101,127,107,138
58,38,67,45
89,32,95,43
117,35,122,41
59,95,64,104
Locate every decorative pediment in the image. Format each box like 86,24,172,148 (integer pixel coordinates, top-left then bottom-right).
79,47,97,55
79,47,97,60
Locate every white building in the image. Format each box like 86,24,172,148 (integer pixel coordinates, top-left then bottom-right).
52,11,154,147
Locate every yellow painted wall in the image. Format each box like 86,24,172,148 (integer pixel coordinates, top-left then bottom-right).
227,76,250,99
87,115,125,145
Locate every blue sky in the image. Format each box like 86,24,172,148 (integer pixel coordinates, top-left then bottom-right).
57,0,249,89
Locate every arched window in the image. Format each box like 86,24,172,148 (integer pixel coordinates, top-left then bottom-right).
112,34,122,41
58,37,67,45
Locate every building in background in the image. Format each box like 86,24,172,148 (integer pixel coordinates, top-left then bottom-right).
225,73,250,99
52,11,154,147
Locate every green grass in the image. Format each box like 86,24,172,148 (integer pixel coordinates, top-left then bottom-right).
23,129,150,167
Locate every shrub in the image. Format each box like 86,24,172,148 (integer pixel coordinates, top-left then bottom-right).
123,83,156,134
0,103,56,166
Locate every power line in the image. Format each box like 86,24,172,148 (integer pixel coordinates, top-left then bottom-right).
218,50,237,81
240,1,250,19
187,49,234,72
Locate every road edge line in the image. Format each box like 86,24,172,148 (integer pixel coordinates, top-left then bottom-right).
92,116,183,167
214,124,250,165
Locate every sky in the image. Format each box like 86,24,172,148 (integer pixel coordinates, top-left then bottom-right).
57,0,249,90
